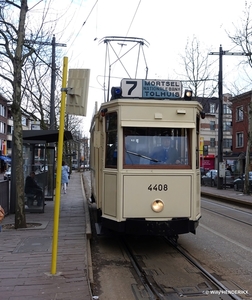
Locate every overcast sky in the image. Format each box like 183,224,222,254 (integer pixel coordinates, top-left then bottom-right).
32,0,250,135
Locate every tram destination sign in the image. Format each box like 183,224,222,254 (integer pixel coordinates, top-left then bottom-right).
121,79,182,99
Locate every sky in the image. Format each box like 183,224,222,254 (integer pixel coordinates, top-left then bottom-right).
29,0,251,135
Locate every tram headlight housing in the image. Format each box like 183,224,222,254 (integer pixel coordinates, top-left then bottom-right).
151,199,164,212
184,89,193,100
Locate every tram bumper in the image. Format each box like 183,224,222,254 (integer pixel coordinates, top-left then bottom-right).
101,217,199,236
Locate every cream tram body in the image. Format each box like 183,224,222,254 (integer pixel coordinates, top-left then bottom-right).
90,97,202,236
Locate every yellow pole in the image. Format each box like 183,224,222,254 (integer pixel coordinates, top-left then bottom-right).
51,57,68,275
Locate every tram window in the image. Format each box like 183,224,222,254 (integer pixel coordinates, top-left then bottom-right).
105,112,118,168
124,127,191,168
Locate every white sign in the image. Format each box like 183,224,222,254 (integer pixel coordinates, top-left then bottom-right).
219,162,226,177
121,79,182,99
121,79,142,98
31,121,41,130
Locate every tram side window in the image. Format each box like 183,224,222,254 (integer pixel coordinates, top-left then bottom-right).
105,112,118,168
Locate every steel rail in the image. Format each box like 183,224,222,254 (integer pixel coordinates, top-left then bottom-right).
167,238,243,300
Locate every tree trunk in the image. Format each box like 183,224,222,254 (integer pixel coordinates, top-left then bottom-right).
13,111,26,228
13,0,28,228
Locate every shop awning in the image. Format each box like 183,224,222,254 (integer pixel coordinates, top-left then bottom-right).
223,152,247,160
0,155,11,163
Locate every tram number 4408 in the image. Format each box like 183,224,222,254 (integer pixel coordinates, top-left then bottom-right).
148,184,168,191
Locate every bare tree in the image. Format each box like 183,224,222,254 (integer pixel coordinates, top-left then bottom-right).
21,44,62,129
64,114,83,161
229,3,252,67
0,0,63,227
0,0,33,228
179,36,217,98
228,2,252,194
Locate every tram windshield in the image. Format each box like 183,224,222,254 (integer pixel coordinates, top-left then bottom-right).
124,127,191,168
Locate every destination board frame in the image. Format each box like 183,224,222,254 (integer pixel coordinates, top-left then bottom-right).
121,79,182,99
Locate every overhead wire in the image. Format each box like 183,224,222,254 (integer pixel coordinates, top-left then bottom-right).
109,0,143,78
124,0,141,38
66,0,99,53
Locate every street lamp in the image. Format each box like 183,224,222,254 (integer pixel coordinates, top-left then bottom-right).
217,45,223,189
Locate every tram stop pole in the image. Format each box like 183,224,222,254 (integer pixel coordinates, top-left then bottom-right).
51,56,68,275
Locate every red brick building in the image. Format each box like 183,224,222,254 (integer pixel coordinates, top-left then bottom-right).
229,91,252,174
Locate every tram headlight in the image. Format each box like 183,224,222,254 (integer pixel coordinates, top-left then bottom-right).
151,199,164,212
184,89,193,100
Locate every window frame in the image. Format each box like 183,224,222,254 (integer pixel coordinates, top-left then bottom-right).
210,103,215,114
236,132,244,148
223,138,232,149
210,138,215,148
236,106,243,122
123,127,192,169
223,104,232,115
210,121,215,131
223,121,232,131
105,112,118,168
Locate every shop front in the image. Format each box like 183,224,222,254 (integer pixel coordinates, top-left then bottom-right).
200,154,215,172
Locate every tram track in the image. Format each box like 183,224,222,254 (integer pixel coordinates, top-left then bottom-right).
86,176,250,299
89,225,250,299
166,238,243,300
120,235,242,300
201,199,252,227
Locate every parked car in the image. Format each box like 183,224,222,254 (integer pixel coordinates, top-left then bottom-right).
40,164,48,172
72,163,78,170
72,160,78,170
4,166,11,180
233,172,252,192
200,167,206,176
201,169,217,186
221,170,235,187
201,169,234,187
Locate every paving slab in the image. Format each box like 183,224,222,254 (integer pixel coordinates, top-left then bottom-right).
0,171,92,300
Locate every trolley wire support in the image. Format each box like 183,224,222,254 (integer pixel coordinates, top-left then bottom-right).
99,36,149,102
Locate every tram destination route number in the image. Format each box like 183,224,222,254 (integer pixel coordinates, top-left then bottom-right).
148,184,168,191
121,79,182,99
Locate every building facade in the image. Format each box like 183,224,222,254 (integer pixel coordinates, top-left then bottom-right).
229,91,252,175
0,94,8,172
0,93,32,173
197,94,233,172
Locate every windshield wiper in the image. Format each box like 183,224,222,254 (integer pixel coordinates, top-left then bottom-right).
126,150,159,162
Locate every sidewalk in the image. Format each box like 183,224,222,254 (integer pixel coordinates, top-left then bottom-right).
201,185,252,207
0,171,92,300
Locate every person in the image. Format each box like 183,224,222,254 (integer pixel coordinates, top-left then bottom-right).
61,161,69,194
226,164,232,173
66,162,70,186
151,136,180,164
0,205,5,222
25,171,43,206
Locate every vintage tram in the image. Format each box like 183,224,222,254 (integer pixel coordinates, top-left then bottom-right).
90,79,203,237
